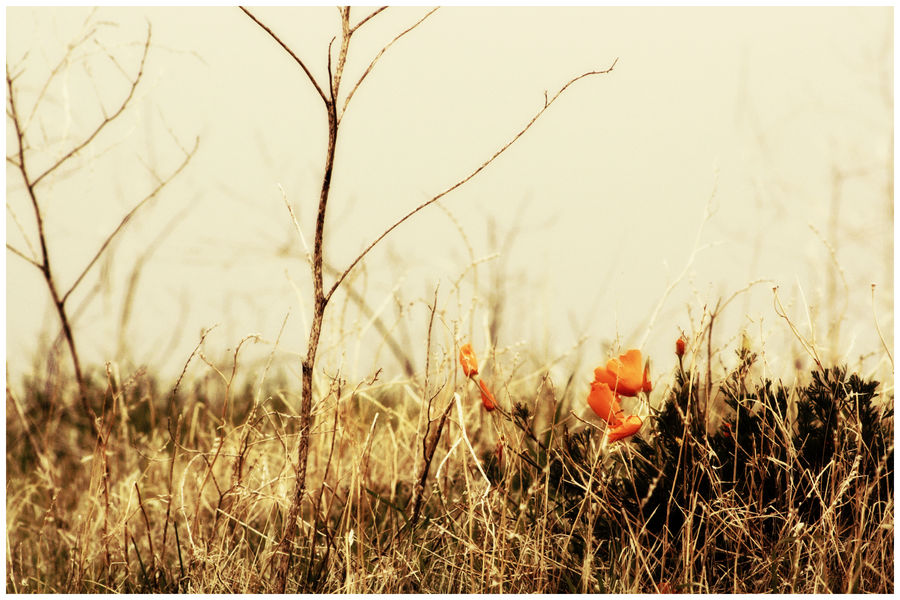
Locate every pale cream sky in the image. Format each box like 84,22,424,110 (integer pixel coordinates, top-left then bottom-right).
6,6,893,389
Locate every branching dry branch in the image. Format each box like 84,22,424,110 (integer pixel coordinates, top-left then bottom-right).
239,6,329,104
31,23,152,188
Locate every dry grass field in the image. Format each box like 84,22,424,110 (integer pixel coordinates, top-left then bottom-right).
5,325,893,593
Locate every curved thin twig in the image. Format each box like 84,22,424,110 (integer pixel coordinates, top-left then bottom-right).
61,136,199,305
327,59,619,303
350,6,387,33
240,6,329,106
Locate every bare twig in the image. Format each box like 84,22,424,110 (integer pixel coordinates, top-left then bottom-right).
31,24,152,188
239,6,329,105
340,7,438,119
280,185,312,265
350,6,387,33
6,243,41,269
62,136,199,305
7,201,38,260
327,60,618,303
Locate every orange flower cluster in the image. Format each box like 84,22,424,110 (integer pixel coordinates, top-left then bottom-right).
458,343,496,411
587,349,650,443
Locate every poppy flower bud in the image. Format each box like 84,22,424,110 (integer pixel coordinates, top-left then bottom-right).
676,337,686,357
477,378,496,411
642,363,652,393
459,343,478,378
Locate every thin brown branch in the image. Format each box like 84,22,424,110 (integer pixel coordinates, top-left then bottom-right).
6,243,41,269
7,203,38,260
61,136,199,305
340,7,438,119
240,6,329,105
31,23,152,188
350,6,388,33
327,59,618,302
7,67,37,240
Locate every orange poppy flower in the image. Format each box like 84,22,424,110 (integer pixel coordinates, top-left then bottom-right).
608,414,643,443
675,336,686,357
459,343,478,378
593,349,651,397
477,378,496,411
586,380,624,427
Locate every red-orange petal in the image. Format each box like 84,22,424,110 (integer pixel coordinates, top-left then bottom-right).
675,337,686,357
459,343,478,377
586,381,624,427
593,349,645,397
478,378,496,411
608,414,642,443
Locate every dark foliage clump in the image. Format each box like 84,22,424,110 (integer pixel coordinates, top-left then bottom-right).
592,344,893,592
